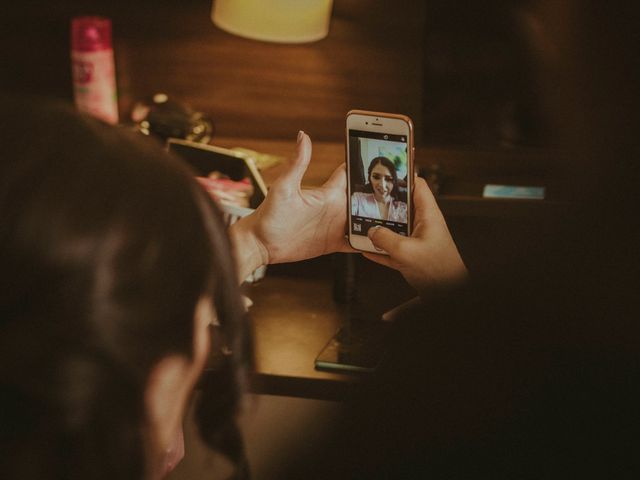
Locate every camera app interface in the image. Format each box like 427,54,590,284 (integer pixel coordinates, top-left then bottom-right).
349,129,409,237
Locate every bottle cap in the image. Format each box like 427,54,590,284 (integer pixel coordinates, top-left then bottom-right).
71,16,112,52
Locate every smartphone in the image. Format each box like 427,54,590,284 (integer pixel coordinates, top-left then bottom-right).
346,110,414,253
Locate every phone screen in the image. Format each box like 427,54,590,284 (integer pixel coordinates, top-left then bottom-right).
348,129,410,237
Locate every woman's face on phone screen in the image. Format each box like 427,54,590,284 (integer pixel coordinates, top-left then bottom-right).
370,163,394,202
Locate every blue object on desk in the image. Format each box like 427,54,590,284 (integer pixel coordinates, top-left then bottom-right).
483,184,546,199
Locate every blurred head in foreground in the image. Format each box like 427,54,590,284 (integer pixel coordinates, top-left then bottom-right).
0,97,248,479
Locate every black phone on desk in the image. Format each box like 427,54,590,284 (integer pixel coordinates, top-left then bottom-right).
315,317,391,374
166,138,267,208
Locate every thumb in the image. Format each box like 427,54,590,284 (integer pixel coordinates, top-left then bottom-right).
368,226,403,254
275,131,312,190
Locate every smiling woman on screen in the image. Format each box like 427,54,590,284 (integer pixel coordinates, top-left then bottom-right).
351,156,407,223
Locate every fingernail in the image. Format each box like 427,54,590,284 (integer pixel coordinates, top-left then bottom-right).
368,225,381,238
297,130,304,143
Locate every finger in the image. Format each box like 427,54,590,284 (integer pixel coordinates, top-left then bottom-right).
322,162,347,190
275,131,312,190
368,226,404,254
413,177,445,231
413,177,436,217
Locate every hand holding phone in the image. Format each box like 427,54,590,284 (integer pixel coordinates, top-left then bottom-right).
346,110,415,254
363,176,468,295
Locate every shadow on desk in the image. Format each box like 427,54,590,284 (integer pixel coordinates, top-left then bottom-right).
244,255,414,401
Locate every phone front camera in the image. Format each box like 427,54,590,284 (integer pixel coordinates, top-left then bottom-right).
365,122,368,125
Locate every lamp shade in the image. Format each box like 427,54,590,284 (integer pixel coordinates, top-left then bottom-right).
212,0,333,44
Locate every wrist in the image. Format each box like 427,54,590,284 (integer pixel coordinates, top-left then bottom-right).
228,216,268,283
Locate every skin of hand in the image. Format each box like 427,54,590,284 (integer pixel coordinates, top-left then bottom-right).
229,131,353,281
364,176,468,295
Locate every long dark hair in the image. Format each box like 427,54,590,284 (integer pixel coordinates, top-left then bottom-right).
0,97,248,479
364,156,401,201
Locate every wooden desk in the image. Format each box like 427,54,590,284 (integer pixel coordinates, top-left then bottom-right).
245,261,354,401
244,256,415,401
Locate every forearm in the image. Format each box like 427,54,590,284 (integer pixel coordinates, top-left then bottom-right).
228,216,267,284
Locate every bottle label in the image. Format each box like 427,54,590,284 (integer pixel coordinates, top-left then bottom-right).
71,49,118,125
72,59,94,84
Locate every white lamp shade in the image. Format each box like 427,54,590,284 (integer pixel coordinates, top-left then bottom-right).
212,0,334,44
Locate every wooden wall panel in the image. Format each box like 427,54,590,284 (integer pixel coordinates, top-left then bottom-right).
1,0,426,143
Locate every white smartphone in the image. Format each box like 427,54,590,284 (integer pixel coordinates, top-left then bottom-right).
346,110,414,254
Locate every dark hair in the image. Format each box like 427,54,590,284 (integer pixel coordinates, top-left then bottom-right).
0,97,248,479
365,156,401,201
